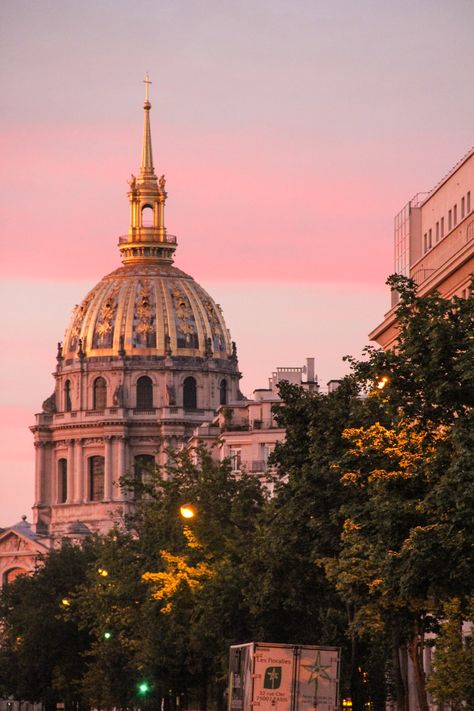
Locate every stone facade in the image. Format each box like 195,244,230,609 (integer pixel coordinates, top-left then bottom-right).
189,358,322,494
0,517,49,585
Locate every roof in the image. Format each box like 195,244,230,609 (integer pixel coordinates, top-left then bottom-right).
421,146,474,206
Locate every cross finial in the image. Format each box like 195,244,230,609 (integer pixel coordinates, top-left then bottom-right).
144,73,152,102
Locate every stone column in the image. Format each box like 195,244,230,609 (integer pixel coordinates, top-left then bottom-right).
104,436,113,501
74,439,84,503
34,441,46,505
66,440,75,504
113,436,126,501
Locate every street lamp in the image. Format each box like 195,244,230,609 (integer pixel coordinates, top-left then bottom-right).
376,375,389,390
179,504,196,519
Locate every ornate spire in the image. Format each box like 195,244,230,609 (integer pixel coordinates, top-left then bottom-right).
140,74,155,178
118,76,178,265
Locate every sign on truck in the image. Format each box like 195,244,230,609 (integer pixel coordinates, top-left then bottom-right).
228,642,340,711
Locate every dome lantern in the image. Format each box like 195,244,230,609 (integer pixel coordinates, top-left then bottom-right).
119,74,177,265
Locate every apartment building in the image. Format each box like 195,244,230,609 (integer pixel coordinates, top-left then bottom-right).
370,148,474,348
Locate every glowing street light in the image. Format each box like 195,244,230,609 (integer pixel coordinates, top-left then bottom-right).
60,597,71,607
97,567,109,577
377,375,389,390
179,504,196,519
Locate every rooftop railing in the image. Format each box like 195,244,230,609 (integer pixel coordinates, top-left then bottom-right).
118,233,177,245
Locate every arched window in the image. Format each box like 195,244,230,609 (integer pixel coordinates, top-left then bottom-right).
89,456,104,501
93,377,107,410
136,376,153,410
3,568,27,585
64,380,72,412
219,379,228,405
58,458,67,503
142,205,154,227
183,377,197,410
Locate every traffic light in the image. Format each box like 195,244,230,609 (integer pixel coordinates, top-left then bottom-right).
103,630,112,640
137,680,151,696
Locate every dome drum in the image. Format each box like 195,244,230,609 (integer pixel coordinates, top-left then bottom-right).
50,366,237,416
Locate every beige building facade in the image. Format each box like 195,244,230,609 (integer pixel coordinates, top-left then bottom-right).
370,147,474,347
189,358,320,492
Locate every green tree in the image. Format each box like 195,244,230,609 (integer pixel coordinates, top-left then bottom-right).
95,445,268,711
0,541,94,711
268,277,474,711
330,277,474,711
259,379,388,711
73,530,147,707
427,598,474,710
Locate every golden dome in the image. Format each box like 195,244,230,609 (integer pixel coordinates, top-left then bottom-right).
63,262,233,361
61,80,236,367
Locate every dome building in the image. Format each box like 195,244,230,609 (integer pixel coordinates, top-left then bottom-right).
30,82,241,542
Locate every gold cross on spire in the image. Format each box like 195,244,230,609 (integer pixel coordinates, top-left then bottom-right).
144,73,152,102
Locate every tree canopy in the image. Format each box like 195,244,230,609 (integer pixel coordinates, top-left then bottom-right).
1,277,472,711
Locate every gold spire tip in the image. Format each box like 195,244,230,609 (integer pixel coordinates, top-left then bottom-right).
143,73,152,104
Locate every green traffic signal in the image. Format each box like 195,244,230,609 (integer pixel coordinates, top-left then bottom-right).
138,680,150,695
103,631,112,640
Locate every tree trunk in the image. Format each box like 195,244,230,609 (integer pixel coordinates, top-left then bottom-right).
407,620,429,711
347,606,364,711
199,660,208,711
391,625,408,711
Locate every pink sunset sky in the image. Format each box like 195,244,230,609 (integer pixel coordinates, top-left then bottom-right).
1,0,473,526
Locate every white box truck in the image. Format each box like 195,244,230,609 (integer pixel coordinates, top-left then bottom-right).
228,643,340,711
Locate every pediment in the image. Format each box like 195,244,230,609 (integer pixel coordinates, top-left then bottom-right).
0,529,48,556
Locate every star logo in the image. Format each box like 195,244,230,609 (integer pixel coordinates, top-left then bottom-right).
302,652,332,686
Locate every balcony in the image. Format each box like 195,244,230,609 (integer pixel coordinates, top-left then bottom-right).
118,233,177,245
232,460,274,474
223,419,279,432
